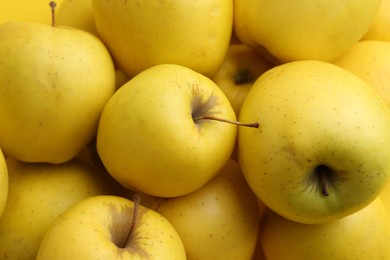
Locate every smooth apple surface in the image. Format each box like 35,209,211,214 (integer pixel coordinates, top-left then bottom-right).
261,198,390,259
334,40,390,107
36,195,186,260
97,64,237,197
238,60,390,224
155,159,260,260
362,0,390,41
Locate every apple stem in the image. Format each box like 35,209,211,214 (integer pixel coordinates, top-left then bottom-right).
193,115,259,128
122,194,141,248
49,1,57,27
318,170,330,196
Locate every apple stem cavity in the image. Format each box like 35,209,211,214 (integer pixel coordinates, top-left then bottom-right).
234,69,254,85
316,165,330,197
194,115,259,128
121,194,141,248
319,172,329,196
49,1,57,27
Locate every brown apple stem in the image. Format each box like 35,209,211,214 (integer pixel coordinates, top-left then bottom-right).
122,194,141,248
318,170,330,197
49,1,56,27
194,115,259,128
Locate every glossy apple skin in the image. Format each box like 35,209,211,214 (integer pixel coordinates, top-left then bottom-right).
238,60,390,224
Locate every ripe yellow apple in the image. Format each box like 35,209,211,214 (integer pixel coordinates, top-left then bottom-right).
334,40,390,106
238,60,390,224
234,0,381,63
0,0,64,25
0,21,116,163
97,64,237,197
362,0,390,41
36,195,186,260
92,0,233,77
261,198,390,259
0,157,118,260
0,148,7,218
155,159,260,260
57,0,98,36
212,44,274,116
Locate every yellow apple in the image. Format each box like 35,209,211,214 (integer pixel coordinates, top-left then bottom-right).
92,0,233,78
238,60,390,224
0,0,64,25
97,64,237,197
234,0,381,63
56,0,98,36
155,159,260,260
0,148,7,218
0,21,115,163
261,198,390,259
0,157,118,259
362,0,390,41
334,40,390,106
212,44,274,116
36,195,186,260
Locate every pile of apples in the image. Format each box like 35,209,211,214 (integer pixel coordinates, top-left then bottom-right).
1,0,390,259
